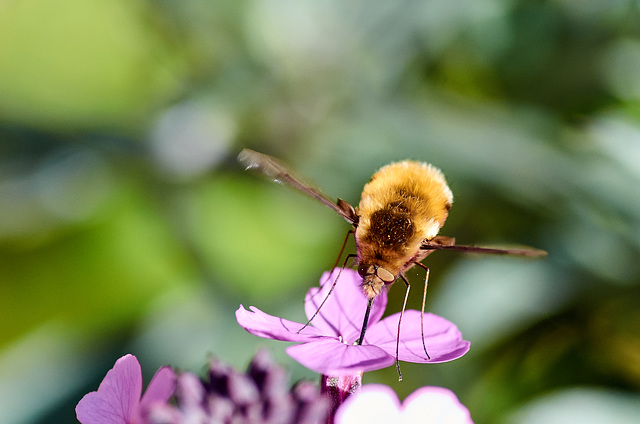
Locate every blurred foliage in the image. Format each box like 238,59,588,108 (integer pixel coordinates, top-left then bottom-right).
1,1,640,423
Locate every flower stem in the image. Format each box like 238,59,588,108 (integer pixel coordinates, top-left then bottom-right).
321,372,362,424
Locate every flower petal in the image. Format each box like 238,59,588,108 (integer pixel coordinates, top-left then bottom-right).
236,305,327,342
403,386,474,423
365,311,470,363
335,384,474,424
334,384,401,424
304,269,388,343
139,366,176,412
76,354,142,424
286,339,395,374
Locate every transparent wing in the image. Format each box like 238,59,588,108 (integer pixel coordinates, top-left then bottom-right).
238,149,359,226
421,236,547,257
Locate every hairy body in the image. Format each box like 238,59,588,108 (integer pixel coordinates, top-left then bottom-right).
356,161,453,298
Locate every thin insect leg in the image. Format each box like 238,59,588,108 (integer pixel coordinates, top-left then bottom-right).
395,274,411,382
356,298,374,346
414,262,431,360
325,230,354,280
297,253,357,333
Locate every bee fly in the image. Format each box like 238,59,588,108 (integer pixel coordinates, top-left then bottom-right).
238,148,546,379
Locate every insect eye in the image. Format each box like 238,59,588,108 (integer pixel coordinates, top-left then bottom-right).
358,263,373,277
376,267,395,284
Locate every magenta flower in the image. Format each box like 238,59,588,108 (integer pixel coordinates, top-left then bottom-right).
335,384,474,424
236,269,470,374
76,354,176,424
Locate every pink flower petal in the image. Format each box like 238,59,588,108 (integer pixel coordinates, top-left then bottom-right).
236,305,328,342
139,366,176,414
76,354,142,424
403,386,474,423
365,311,470,363
236,268,470,374
336,384,473,424
304,269,388,343
286,339,395,374
334,384,402,424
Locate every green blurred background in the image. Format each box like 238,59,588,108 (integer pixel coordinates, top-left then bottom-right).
1,1,640,423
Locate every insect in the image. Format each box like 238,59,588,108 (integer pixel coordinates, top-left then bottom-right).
238,148,546,379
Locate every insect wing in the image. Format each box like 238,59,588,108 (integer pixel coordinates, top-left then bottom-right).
420,237,547,257
238,149,358,225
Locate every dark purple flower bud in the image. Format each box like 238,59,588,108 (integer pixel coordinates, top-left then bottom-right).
147,350,329,424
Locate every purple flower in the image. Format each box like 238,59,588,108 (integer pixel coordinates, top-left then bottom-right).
335,384,474,424
236,269,470,374
147,350,329,424
76,354,176,424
